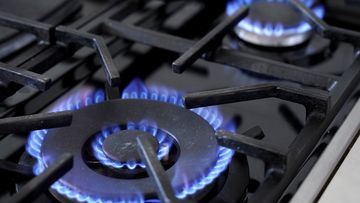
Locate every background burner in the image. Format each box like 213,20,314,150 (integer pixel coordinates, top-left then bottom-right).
227,0,325,47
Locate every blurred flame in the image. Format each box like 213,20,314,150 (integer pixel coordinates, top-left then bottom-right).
226,0,325,37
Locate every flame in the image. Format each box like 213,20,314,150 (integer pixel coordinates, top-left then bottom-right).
226,0,325,37
92,122,172,170
26,79,235,202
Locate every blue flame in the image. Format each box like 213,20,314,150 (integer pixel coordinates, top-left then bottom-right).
122,79,224,130
92,122,172,170
226,0,325,37
176,146,234,199
26,79,234,202
121,79,234,199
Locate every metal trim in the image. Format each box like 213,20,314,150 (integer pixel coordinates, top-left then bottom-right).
291,99,360,203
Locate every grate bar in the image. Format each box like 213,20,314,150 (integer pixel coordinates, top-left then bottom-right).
0,62,51,91
184,83,330,115
137,135,187,203
290,0,360,46
0,160,34,181
0,111,73,134
216,130,287,169
4,154,73,203
105,20,337,89
172,6,249,73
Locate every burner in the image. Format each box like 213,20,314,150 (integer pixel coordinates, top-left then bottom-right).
90,122,172,171
226,0,325,47
25,79,235,202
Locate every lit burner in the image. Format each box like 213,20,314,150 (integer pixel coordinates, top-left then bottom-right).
226,0,325,47
92,123,172,170
26,79,234,202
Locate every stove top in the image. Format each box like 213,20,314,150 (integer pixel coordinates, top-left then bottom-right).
0,0,360,203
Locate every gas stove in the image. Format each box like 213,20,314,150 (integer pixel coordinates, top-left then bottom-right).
0,0,360,202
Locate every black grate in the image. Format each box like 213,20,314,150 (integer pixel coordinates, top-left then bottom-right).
103,0,360,202
0,0,359,203
0,10,120,90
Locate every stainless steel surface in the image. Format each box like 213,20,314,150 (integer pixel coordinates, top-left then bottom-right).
318,133,360,203
291,99,360,203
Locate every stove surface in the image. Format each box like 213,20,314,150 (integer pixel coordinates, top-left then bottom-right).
0,0,360,203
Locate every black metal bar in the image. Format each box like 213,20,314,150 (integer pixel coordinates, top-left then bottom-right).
0,111,73,134
0,62,52,91
95,36,121,87
244,56,360,203
105,82,120,100
0,160,34,181
136,135,184,203
249,116,324,203
0,11,52,41
104,21,336,89
243,126,265,140
17,45,72,73
279,104,304,133
0,2,159,159
331,56,360,102
5,154,73,203
0,10,121,89
104,20,193,53
172,6,249,73
250,57,360,203
289,0,360,46
290,0,328,35
0,0,81,60
213,49,337,89
289,57,360,172
0,3,124,94
55,26,120,86
184,83,330,115
216,130,287,169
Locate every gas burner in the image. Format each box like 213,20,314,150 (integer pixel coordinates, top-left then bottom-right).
91,123,172,171
227,0,325,47
25,79,235,202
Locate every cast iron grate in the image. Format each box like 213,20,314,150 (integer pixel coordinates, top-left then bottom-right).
0,6,120,90
0,0,360,203
102,0,360,202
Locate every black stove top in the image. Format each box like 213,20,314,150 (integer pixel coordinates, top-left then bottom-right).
0,0,360,202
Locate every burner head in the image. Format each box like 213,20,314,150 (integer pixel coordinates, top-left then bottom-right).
91,122,173,170
226,0,325,47
102,130,159,163
26,79,235,202
37,99,219,201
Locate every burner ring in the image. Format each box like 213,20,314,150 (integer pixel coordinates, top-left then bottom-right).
227,0,325,47
39,100,219,200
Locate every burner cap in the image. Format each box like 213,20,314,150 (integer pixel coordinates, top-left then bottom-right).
227,0,325,47
102,130,159,163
